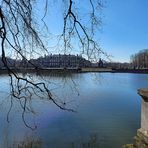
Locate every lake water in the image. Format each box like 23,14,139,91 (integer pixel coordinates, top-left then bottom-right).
0,72,148,148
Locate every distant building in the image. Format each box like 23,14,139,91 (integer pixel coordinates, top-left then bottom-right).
0,57,16,68
29,54,91,68
105,62,130,69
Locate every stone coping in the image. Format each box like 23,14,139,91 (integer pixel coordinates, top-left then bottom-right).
138,89,148,102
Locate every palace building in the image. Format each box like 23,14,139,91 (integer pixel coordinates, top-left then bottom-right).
29,54,91,68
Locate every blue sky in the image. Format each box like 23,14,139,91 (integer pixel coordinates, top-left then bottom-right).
100,0,148,62
36,0,148,62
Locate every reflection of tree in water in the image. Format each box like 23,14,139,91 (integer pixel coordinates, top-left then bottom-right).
10,133,107,148
13,137,42,148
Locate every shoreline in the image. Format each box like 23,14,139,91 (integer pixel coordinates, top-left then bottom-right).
0,68,148,74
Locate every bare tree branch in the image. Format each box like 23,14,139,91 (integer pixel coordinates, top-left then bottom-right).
0,0,105,129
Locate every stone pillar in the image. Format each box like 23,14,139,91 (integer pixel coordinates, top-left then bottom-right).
123,89,148,148
133,89,148,148
138,89,148,132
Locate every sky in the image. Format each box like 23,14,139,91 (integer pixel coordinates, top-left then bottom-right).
1,0,148,62
35,0,148,62
100,0,148,62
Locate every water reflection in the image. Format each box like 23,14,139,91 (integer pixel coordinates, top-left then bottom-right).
0,73,147,148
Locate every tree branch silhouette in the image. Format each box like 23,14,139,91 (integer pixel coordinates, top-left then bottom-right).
0,0,105,129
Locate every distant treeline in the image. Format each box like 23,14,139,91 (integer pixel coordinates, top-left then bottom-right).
130,49,148,69
0,50,148,70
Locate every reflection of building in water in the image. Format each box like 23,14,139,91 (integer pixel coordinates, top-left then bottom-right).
29,54,91,68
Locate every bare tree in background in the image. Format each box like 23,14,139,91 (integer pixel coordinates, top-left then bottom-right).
130,49,148,69
0,0,104,129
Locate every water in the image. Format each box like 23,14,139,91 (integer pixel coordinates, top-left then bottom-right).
0,73,148,148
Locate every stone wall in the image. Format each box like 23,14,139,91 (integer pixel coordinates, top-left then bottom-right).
124,89,148,148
